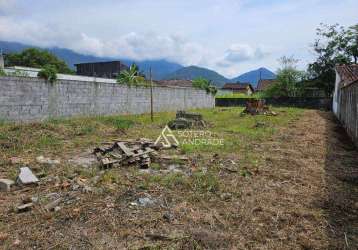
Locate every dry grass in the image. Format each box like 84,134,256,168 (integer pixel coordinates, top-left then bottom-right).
0,108,357,249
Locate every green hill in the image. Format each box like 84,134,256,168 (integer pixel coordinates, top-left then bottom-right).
163,65,230,87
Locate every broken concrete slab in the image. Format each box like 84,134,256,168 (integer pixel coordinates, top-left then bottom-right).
94,139,159,168
16,167,39,185
117,142,135,157
0,179,15,192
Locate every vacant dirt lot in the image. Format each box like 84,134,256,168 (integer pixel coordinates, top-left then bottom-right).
0,108,357,249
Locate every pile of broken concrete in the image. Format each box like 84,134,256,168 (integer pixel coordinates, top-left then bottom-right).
94,139,165,169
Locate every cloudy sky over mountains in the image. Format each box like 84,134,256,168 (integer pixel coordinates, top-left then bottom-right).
0,0,357,77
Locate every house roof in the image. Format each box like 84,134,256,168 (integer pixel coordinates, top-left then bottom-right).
336,64,358,87
256,79,277,91
153,80,193,88
222,83,254,91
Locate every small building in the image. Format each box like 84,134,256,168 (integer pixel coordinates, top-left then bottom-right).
221,83,254,95
256,79,277,92
333,64,358,115
75,61,129,79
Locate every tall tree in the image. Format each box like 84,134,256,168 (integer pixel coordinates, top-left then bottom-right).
346,24,358,63
5,48,72,74
308,23,358,96
265,56,305,97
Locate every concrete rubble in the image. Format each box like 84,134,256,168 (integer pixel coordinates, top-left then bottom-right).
0,179,15,192
16,167,39,185
93,139,162,169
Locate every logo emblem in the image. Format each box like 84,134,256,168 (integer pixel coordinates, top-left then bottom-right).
155,125,179,148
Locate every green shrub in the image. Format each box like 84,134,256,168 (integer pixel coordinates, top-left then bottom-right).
0,68,6,76
192,77,217,95
37,65,58,83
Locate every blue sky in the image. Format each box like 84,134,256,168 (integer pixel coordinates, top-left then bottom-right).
0,0,357,77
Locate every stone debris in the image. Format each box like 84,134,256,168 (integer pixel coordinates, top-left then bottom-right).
0,178,15,192
54,206,61,212
16,203,33,213
137,197,155,207
44,198,63,212
94,139,160,168
168,110,206,130
130,194,157,207
16,167,39,185
36,155,60,165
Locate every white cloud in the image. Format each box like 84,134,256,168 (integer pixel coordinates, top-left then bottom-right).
0,15,209,65
73,32,210,65
0,0,17,15
224,44,269,63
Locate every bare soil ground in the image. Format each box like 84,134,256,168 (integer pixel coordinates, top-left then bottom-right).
0,109,357,249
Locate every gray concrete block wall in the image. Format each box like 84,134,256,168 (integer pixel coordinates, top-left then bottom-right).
0,76,215,121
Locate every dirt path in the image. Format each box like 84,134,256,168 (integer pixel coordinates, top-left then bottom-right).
249,110,358,249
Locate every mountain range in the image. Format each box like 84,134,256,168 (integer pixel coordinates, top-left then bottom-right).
0,41,182,80
0,40,276,88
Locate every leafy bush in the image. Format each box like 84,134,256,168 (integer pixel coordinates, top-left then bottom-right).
0,68,6,76
37,65,58,83
192,77,217,95
117,64,147,87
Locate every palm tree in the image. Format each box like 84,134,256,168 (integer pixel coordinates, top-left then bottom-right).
117,64,145,86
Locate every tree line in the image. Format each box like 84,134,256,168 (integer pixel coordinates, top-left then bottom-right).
265,23,358,98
